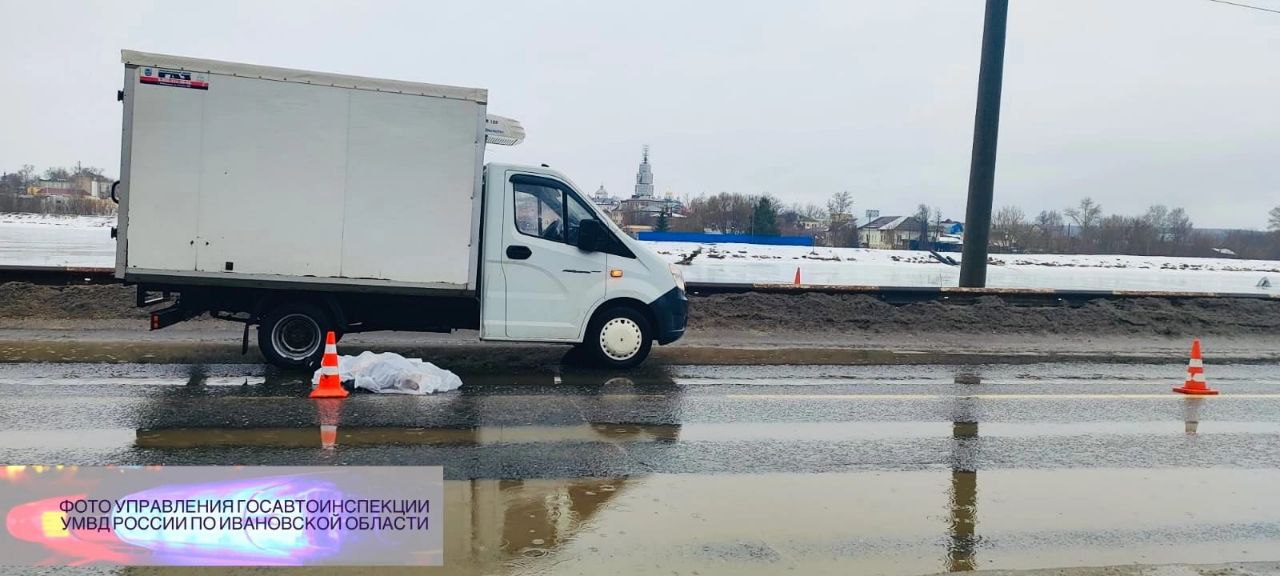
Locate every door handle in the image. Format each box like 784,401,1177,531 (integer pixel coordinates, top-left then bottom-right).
506,245,532,260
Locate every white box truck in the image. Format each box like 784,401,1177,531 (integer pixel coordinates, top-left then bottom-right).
114,50,687,368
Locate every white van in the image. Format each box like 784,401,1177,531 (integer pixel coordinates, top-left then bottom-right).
113,51,686,368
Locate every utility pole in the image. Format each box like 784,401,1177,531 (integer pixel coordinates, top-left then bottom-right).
959,0,1009,287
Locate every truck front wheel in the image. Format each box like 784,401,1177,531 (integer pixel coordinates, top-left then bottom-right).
257,302,334,368
582,306,653,369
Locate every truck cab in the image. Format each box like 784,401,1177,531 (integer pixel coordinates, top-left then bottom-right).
478,163,687,367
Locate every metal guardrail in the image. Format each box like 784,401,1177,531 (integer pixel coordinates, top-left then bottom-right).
0,266,1274,304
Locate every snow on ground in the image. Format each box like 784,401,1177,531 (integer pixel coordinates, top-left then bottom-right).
0,213,115,228
0,213,116,267
0,214,1276,294
646,241,1280,295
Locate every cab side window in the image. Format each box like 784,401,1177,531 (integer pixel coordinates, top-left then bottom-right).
565,193,595,245
511,176,619,253
513,181,565,243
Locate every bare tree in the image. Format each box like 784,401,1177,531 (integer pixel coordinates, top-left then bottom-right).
1094,215,1134,254
17,164,37,186
1065,197,1103,230
914,203,931,249
1028,210,1064,253
992,206,1027,251
1270,206,1280,232
42,166,73,181
1143,205,1169,229
686,192,758,233
826,191,852,220
1034,210,1062,230
72,165,106,180
1165,207,1193,247
790,202,826,220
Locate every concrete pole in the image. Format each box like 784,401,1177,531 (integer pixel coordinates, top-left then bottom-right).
959,0,1009,287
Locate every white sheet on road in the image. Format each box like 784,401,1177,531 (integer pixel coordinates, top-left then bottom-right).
311,351,463,395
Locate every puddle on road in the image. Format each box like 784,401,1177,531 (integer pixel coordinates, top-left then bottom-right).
5,412,1278,451
416,469,1280,575
112,468,1280,576
0,360,681,391
131,424,682,449
0,428,137,450
114,419,1280,450
6,361,1280,403
5,363,1280,574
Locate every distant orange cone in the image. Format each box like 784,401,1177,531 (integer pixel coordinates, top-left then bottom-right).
793,267,802,285
1173,339,1218,395
310,331,348,398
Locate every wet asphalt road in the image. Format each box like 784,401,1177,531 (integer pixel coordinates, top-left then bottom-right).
2,361,1280,575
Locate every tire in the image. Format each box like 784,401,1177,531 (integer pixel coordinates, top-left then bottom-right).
582,306,653,369
257,302,334,369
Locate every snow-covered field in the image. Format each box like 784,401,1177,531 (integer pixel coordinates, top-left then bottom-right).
649,241,1280,295
1,214,1277,294
0,213,115,268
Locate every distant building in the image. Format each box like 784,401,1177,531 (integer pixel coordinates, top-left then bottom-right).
30,180,89,198
860,215,926,250
619,146,682,232
634,145,654,198
590,184,619,211
934,219,964,236
798,216,823,231
589,184,625,226
619,193,682,231
779,211,823,237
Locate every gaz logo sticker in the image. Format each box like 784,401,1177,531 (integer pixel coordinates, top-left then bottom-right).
139,66,209,90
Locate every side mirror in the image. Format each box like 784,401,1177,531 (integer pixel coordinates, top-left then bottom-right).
577,219,607,252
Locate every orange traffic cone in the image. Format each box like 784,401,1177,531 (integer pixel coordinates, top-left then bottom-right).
793,267,802,286
310,331,348,398
1173,339,1218,395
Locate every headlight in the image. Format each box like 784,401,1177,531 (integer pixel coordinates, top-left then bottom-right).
668,263,686,292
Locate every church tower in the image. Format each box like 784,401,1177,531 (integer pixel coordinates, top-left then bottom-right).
633,145,654,198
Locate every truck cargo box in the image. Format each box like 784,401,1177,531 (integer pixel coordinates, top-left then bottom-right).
116,50,487,294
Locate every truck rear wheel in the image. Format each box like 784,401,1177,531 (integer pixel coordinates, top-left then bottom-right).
257,302,334,369
582,306,653,369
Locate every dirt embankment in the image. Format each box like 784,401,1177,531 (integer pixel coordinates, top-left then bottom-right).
3,282,1279,336
0,282,144,320
689,292,1280,336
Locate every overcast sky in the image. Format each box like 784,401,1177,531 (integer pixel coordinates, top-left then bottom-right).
1,0,1276,228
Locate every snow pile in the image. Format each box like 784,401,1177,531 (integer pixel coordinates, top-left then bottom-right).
312,351,462,395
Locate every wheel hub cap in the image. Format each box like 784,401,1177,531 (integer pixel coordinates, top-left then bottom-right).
272,313,321,360
599,318,642,361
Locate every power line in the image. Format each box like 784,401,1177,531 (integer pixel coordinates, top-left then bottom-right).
1206,0,1280,14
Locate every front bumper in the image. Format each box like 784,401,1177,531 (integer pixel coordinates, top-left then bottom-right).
649,287,688,345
